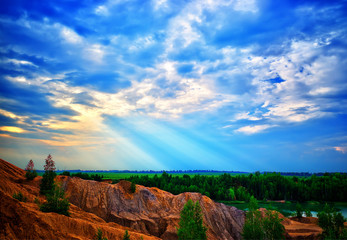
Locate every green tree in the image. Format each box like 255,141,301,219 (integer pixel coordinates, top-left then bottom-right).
318,204,346,239
263,210,285,240
305,209,312,217
242,196,284,240
177,199,207,240
94,228,108,240
130,182,136,193
40,154,57,195
295,203,303,218
40,184,70,216
242,196,264,240
123,230,130,240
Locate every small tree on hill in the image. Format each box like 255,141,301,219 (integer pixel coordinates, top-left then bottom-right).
40,154,57,195
242,196,264,240
123,230,130,240
305,209,312,217
130,182,136,193
318,204,346,239
177,199,207,240
242,196,284,240
40,184,70,216
94,228,108,240
295,203,303,218
25,159,38,180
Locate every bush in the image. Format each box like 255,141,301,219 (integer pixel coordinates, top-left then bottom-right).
318,204,346,239
40,185,70,216
130,182,136,193
305,209,312,217
295,203,303,218
123,230,130,240
25,170,38,180
94,228,108,240
13,192,27,202
71,172,92,180
60,171,70,176
242,196,285,240
91,174,103,182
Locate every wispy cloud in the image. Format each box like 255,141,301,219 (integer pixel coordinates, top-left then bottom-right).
235,124,274,135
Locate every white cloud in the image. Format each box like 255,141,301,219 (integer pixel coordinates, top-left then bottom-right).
235,124,273,135
95,5,109,16
4,58,37,67
60,27,83,44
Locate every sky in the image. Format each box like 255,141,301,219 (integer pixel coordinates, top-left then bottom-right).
0,0,347,171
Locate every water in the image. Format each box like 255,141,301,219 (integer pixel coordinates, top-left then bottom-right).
222,201,347,219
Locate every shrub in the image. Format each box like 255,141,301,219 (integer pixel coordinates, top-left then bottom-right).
123,230,130,240
34,197,40,205
242,196,285,240
295,203,303,218
305,209,312,217
40,185,70,216
94,228,108,240
318,204,346,239
130,182,136,193
25,170,38,180
13,192,27,202
60,171,70,176
91,174,103,182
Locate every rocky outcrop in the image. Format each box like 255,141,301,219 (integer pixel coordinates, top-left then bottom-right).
0,159,159,240
59,177,245,240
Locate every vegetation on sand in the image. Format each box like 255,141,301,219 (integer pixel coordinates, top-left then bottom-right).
40,184,70,216
13,191,27,202
318,204,347,239
242,196,285,240
123,230,130,240
93,228,108,240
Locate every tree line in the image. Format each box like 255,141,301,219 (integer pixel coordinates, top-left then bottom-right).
125,171,347,202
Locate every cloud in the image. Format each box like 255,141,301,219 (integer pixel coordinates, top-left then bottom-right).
235,124,274,135
60,27,83,44
334,146,347,154
0,126,27,133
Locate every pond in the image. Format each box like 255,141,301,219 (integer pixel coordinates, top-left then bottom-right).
221,201,347,219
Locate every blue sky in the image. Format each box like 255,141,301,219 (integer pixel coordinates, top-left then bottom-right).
1,0,347,171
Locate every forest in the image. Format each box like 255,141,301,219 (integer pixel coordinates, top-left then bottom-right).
124,171,347,202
